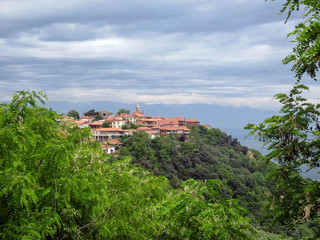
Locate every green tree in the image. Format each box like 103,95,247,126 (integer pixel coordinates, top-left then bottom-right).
84,109,99,117
67,109,80,120
121,124,130,129
246,0,320,231
271,0,320,81
117,108,130,114
245,85,320,227
102,121,110,128
93,115,103,121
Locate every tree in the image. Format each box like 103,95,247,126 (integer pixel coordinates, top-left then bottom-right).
246,0,320,229
272,0,320,81
102,121,111,128
84,109,99,117
245,85,320,227
67,109,80,120
117,108,130,115
93,115,103,121
121,124,129,129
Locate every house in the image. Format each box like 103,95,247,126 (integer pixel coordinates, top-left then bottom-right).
136,126,152,132
160,126,190,136
90,121,104,129
74,120,89,128
92,128,134,143
80,116,95,123
103,145,116,154
59,115,74,122
186,119,200,126
105,139,122,146
104,118,127,129
136,118,161,127
115,113,137,124
159,118,180,127
174,117,186,126
136,126,160,139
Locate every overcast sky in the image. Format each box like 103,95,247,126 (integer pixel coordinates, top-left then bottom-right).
1,0,318,109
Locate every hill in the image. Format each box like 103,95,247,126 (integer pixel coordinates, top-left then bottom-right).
116,126,320,238
117,126,275,221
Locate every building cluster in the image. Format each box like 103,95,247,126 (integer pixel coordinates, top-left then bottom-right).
60,104,200,154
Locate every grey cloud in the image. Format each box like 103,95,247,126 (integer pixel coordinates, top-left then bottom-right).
0,0,305,108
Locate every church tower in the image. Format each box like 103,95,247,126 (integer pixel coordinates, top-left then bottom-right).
136,104,141,113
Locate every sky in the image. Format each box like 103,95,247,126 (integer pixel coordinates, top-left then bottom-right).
1,0,319,109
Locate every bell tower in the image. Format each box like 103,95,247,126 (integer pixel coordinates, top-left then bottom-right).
136,104,140,113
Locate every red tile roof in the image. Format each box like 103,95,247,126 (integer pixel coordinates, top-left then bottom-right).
139,118,161,122
137,126,152,131
92,128,124,132
116,113,135,117
160,126,189,131
90,121,104,126
186,119,200,123
74,120,88,124
159,118,179,126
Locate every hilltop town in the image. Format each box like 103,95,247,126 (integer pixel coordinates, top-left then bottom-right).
59,104,202,153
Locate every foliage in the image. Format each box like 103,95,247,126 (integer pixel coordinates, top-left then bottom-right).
270,0,320,81
119,126,277,225
121,124,130,129
93,115,103,121
102,121,110,128
67,109,80,120
83,109,99,117
245,84,320,229
117,108,130,114
151,179,253,240
121,123,143,130
0,90,254,239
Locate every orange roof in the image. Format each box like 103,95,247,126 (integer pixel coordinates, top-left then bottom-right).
139,118,161,122
74,120,88,124
116,113,135,117
159,118,179,126
137,126,152,131
90,121,104,126
173,117,185,121
92,128,124,132
160,126,189,131
81,116,94,119
186,119,200,123
60,115,70,118
133,112,144,116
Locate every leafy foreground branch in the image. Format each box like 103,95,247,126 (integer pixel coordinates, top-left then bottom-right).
245,84,320,228
0,90,254,239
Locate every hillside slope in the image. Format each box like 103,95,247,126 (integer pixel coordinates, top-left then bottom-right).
118,125,277,222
